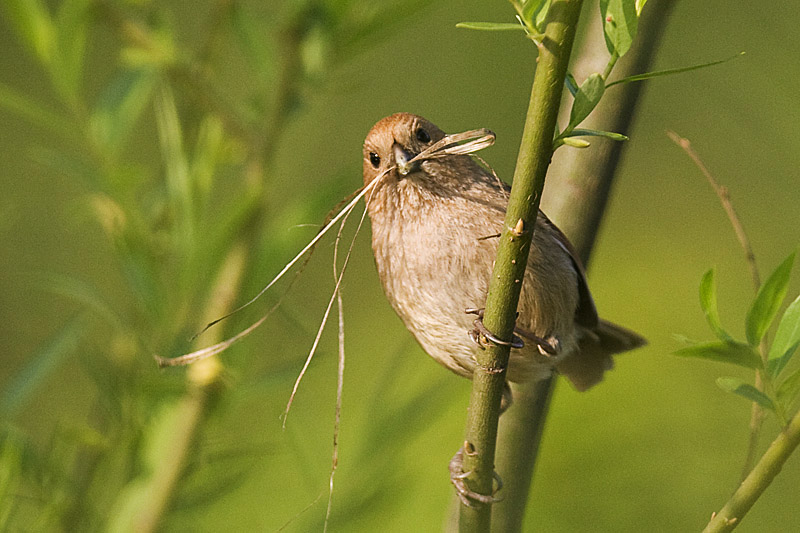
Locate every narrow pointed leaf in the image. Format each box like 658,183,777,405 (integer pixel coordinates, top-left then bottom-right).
519,0,551,32
456,22,526,31
777,366,800,407
567,128,628,141
673,341,762,369
0,82,73,138
90,69,157,156
0,317,85,415
155,85,194,247
521,0,546,22
767,293,800,377
599,0,638,57
531,0,552,32
230,2,276,84
699,268,733,342
635,0,648,16
746,252,795,346
565,73,579,96
560,137,590,148
52,0,91,99
4,0,55,64
606,53,745,88
716,377,775,412
568,73,605,130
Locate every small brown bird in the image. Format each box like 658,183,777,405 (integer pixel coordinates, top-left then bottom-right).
362,112,645,394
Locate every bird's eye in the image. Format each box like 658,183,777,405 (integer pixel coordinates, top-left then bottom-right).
416,128,431,143
369,152,381,168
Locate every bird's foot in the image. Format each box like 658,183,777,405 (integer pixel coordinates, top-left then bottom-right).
513,326,561,356
449,444,503,507
465,308,524,350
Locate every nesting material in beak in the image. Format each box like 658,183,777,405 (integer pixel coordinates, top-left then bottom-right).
394,143,419,176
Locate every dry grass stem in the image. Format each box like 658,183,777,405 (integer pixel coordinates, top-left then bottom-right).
156,127,496,368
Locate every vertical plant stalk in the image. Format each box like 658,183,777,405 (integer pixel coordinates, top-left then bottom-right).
458,1,584,531
491,1,677,530
666,131,766,479
124,6,312,528
135,242,248,533
703,406,800,533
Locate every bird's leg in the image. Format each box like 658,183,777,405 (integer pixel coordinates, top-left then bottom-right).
449,444,504,507
513,325,561,356
465,308,524,350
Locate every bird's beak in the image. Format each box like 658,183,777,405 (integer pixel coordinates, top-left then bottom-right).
393,143,420,176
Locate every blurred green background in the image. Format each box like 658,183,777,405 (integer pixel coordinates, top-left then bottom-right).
1,0,799,531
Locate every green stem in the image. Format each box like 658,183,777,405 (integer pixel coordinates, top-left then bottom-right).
703,407,800,533
666,129,767,477
759,369,787,427
602,50,619,80
457,1,584,531
134,243,248,533
491,1,677,530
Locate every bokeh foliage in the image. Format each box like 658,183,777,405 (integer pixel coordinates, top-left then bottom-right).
1,0,799,531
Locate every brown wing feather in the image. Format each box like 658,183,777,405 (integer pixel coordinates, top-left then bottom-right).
538,211,599,329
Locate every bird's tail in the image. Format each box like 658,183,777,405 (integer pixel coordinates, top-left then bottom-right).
556,320,646,392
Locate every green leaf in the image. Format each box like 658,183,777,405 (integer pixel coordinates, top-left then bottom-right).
230,2,276,84
155,84,195,248
606,53,745,88
108,400,187,533
90,69,158,156
599,0,638,57
0,317,85,416
635,0,648,16
41,273,125,330
51,0,91,100
4,0,55,64
565,73,579,96
698,268,733,342
746,252,795,346
455,22,526,31
517,0,551,33
716,377,775,412
0,82,73,138
767,293,800,377
567,73,605,131
777,366,800,407
521,0,547,23
0,431,24,530
567,128,628,141
531,0,552,32
560,137,590,148
673,341,762,369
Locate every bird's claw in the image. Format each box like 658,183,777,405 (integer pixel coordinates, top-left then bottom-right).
465,308,524,350
513,326,561,356
449,446,503,507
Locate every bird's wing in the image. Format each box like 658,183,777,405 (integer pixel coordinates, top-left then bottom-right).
538,211,599,329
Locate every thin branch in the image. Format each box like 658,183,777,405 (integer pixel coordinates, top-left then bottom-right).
488,1,678,530
666,130,766,478
457,1,585,530
703,407,800,532
135,243,248,533
666,132,760,290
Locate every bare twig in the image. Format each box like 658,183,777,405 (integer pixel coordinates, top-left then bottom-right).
666,131,760,289
667,130,766,478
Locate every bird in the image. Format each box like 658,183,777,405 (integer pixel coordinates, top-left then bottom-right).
361,112,645,504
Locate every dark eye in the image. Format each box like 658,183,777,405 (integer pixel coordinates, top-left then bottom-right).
369,152,381,168
416,128,431,143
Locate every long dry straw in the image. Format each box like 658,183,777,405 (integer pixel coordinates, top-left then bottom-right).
154,127,496,368
160,125,496,532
